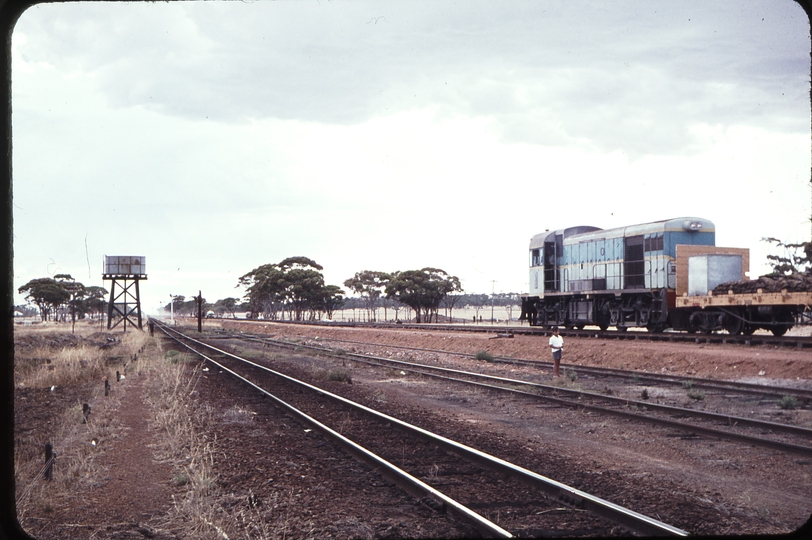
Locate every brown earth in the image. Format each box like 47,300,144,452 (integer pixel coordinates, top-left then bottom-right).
13,320,812,538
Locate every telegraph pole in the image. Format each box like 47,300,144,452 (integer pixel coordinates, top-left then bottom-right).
197,291,203,332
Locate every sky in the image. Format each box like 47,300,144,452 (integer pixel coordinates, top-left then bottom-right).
10,0,811,314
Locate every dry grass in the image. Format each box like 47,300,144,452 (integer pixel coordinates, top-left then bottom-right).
16,323,301,539
14,323,149,526
145,342,236,540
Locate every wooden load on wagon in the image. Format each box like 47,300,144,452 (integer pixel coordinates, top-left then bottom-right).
712,270,812,295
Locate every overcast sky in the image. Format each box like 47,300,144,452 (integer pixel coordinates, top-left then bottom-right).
10,0,811,313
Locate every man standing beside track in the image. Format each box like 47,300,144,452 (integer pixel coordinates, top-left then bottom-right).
549,327,563,378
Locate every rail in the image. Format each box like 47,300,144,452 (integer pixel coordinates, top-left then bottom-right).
231,332,812,457
152,318,688,537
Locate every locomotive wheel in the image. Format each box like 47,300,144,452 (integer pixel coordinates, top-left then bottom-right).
575,324,585,330
770,313,794,337
598,324,608,332
723,312,743,336
742,325,755,336
771,325,790,337
616,325,628,332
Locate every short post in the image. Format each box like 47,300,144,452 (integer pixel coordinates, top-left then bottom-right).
44,443,54,481
197,291,203,333
104,378,110,396
116,370,121,382
82,403,91,423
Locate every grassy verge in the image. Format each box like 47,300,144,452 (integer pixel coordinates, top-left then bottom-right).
14,324,148,527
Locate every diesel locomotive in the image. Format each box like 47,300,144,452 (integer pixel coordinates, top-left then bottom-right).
519,217,810,336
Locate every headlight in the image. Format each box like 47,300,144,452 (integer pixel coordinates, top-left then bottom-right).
683,220,703,231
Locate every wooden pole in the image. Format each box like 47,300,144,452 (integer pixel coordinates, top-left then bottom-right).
44,444,53,481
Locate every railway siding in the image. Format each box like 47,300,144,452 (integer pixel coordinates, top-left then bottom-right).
212,319,812,535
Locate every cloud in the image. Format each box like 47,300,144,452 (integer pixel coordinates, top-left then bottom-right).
10,0,810,309
15,0,808,159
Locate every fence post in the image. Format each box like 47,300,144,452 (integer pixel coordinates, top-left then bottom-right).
44,443,53,481
104,378,110,396
82,403,91,424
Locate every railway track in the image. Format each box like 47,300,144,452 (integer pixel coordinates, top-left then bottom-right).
215,330,812,457
255,332,812,403
231,317,812,349
152,319,688,537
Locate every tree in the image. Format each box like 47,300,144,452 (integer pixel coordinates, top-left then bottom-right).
239,257,341,321
465,294,490,322
212,297,240,318
762,237,812,275
238,264,286,319
76,285,108,319
385,268,462,323
18,278,71,321
318,285,346,320
440,293,463,322
54,274,86,323
344,270,392,321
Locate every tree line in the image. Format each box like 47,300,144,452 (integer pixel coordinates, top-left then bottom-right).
163,257,527,323
17,275,107,322
232,257,464,323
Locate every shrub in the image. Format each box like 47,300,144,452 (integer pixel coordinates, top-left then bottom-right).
681,380,693,390
566,369,577,382
687,389,705,401
326,370,352,384
474,350,494,362
778,395,798,410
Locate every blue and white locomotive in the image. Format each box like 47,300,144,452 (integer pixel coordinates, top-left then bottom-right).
520,217,717,332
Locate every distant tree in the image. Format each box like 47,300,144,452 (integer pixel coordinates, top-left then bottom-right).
238,264,286,319
239,257,341,321
76,285,108,319
317,285,346,320
14,304,38,317
762,237,812,275
344,270,392,322
18,277,71,321
385,268,462,323
212,297,240,318
464,293,490,322
286,268,325,321
54,274,87,322
440,293,464,322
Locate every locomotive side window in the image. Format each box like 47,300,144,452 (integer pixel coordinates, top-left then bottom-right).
531,249,541,267
644,234,664,252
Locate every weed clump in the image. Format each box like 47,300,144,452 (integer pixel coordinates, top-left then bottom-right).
474,350,494,362
566,369,577,382
687,389,705,401
326,370,352,384
778,395,797,410
681,380,693,390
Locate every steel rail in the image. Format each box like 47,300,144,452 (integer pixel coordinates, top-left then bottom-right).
239,318,812,348
153,320,512,539
156,320,688,537
235,333,812,455
249,332,812,401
